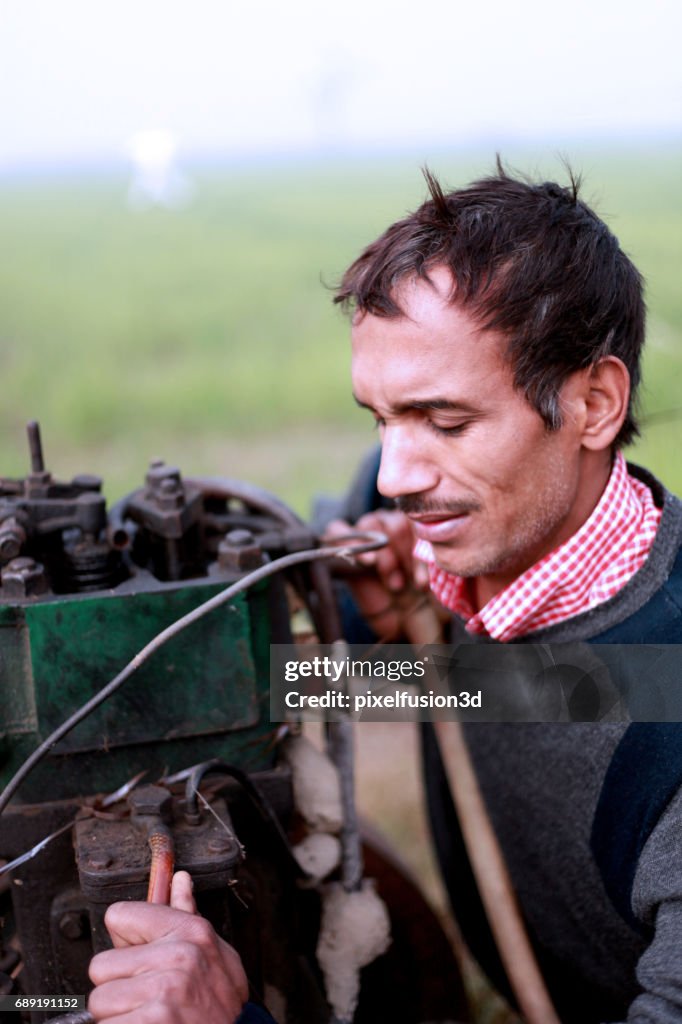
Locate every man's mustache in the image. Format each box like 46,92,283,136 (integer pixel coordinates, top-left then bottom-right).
396,495,482,516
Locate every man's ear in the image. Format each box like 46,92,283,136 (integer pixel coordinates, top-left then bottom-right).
571,356,630,451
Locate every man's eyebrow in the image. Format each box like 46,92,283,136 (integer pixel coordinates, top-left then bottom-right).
409,399,480,414
352,394,480,415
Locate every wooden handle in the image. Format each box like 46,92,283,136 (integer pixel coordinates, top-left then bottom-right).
403,601,561,1024
433,720,561,1024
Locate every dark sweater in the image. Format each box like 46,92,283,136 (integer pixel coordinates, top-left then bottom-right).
424,465,682,1023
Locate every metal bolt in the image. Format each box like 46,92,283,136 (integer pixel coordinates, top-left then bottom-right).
58,910,85,940
0,518,26,562
146,463,181,490
6,557,34,571
157,478,184,510
128,785,173,822
218,530,263,572
0,539,21,560
207,836,234,854
145,463,185,510
88,853,113,870
1,557,47,598
226,529,255,547
71,474,102,492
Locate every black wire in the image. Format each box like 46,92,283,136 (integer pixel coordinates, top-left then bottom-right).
185,759,309,880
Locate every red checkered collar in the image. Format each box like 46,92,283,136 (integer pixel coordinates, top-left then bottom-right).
413,452,662,642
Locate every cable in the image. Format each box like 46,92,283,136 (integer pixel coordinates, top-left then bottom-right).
184,759,308,879
402,600,561,1024
0,531,386,816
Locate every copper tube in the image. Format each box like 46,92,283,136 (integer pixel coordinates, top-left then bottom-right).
146,826,174,905
45,828,175,1023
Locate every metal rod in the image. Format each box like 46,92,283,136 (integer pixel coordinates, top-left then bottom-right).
403,600,561,1024
327,713,363,893
26,420,45,474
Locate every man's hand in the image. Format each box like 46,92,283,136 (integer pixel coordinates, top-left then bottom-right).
88,871,248,1024
327,509,432,640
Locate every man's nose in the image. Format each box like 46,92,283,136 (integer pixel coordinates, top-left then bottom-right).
377,426,439,499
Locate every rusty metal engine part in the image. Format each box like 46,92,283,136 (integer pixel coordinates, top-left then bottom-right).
0,427,467,1024
0,532,386,818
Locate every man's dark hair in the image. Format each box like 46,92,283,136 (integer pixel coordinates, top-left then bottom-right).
335,162,644,446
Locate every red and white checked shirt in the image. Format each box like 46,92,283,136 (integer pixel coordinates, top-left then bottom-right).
414,452,662,642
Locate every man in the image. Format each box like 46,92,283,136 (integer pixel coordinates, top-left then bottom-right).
88,166,682,1022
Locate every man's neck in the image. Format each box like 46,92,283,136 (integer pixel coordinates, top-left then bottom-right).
470,449,614,612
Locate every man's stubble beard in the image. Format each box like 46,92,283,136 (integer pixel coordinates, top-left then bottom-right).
430,472,576,581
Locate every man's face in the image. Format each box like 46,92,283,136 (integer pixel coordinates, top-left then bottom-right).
351,267,594,593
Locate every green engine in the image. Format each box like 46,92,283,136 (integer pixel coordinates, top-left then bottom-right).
0,423,465,1024
0,422,304,802
0,422,322,1018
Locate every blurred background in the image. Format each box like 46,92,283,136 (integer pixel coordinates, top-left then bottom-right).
0,0,680,510
1,2,680,1019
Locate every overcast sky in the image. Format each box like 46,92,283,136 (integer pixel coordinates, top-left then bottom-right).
0,0,680,168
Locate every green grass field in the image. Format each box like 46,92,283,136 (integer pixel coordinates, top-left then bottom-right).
0,143,680,511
